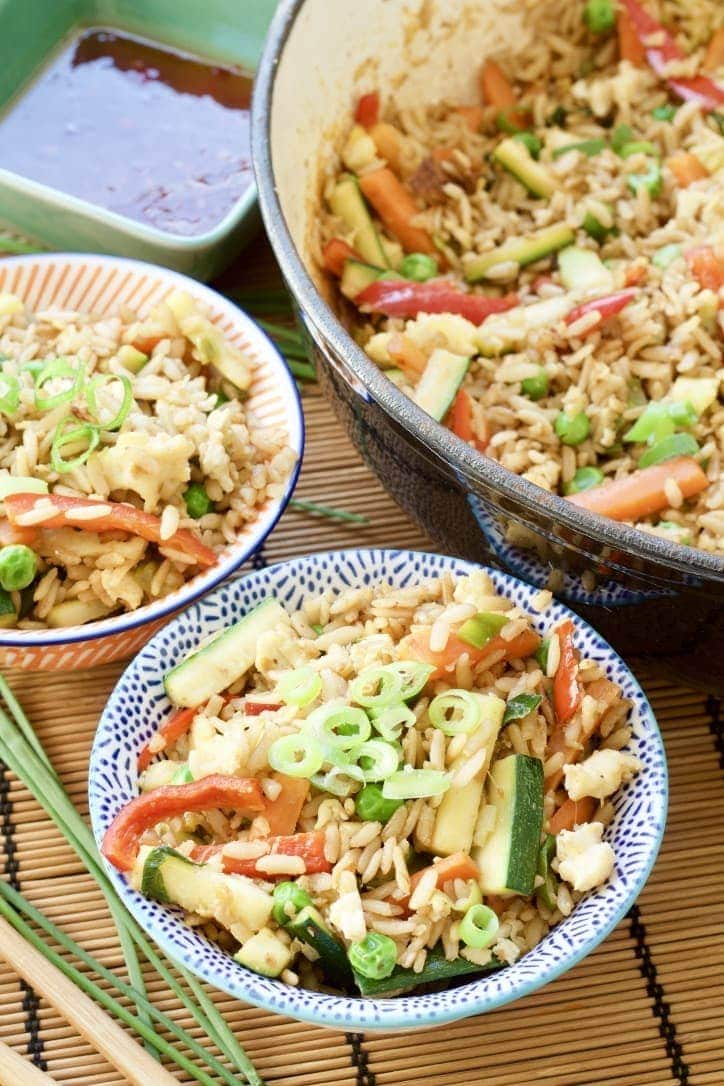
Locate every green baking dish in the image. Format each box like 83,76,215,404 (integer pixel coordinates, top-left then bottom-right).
0,0,277,280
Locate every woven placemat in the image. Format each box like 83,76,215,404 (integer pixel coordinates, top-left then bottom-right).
0,237,721,1086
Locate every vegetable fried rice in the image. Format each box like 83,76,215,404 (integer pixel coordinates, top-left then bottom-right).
103,570,642,996
0,289,295,629
319,0,723,553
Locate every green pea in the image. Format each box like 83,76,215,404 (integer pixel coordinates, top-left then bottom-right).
583,0,616,33
521,368,549,401
399,253,438,282
651,104,677,122
0,544,37,592
348,931,397,980
272,881,314,925
563,466,604,494
355,783,404,823
183,483,214,520
555,411,591,446
513,132,542,159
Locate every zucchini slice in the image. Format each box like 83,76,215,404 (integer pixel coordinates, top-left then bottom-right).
465,223,575,283
340,259,385,300
557,246,613,293
414,349,470,421
235,928,292,977
493,137,557,199
328,174,390,268
473,754,544,896
353,944,499,997
287,905,353,989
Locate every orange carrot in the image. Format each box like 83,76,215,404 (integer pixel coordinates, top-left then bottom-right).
355,91,380,128
703,26,724,72
685,245,724,292
370,123,404,174
567,457,709,522
549,796,598,835
624,263,648,287
387,333,428,378
407,625,540,682
263,774,310,837
447,389,489,452
191,830,330,878
553,620,582,727
396,852,480,910
479,59,526,128
667,151,709,187
359,168,436,255
322,237,360,277
455,105,485,132
616,7,647,66
545,677,621,792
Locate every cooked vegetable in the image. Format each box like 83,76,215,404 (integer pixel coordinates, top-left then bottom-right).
183,483,213,519
465,223,575,282
627,160,662,197
449,388,489,451
414,349,470,422
348,932,397,979
382,768,449,800
667,151,709,187
521,367,549,401
565,288,637,328
355,91,380,128
102,776,266,871
358,167,436,255
408,624,541,681
399,253,438,281
480,59,526,129
263,775,310,837
652,243,682,268
704,27,724,73
552,138,606,158
355,782,404,823
328,174,389,267
5,493,217,569
555,411,590,446
582,208,615,242
51,419,100,474
323,237,360,276
652,103,677,121
0,588,16,628
349,664,405,709
116,344,148,373
137,705,197,773
558,247,613,293
235,928,292,977
0,544,37,591
404,852,480,909
474,754,544,896
192,831,330,878
513,131,542,158
268,732,325,779
284,904,352,988
685,246,724,292
624,400,697,444
567,456,709,521
356,739,400,781
503,693,542,725
429,689,485,736
166,291,252,392
277,666,322,708
638,432,699,468
549,795,598,835
85,372,133,431
272,880,313,925
583,0,615,33
619,139,658,159
308,704,371,749
553,620,582,725
535,834,559,910
493,137,557,198
459,903,499,948
564,466,605,494
0,373,19,416
458,611,508,648
352,943,497,996
355,277,519,322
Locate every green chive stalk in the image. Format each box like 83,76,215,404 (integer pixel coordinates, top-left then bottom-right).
290,498,370,525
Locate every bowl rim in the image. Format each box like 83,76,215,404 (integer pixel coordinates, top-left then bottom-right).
89,547,668,1031
251,0,723,584
0,251,304,646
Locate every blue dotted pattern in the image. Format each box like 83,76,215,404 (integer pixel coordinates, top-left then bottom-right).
89,548,668,1032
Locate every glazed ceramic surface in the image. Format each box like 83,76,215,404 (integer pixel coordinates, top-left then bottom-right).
89,548,667,1031
252,0,724,690
0,253,303,670
0,0,278,279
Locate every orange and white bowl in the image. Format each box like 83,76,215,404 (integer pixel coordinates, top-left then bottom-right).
0,254,304,670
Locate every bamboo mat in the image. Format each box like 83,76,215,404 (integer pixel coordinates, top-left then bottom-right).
0,236,721,1086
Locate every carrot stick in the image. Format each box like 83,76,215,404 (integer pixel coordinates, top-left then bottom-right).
322,237,360,276
263,774,310,837
407,625,540,681
549,795,598,835
616,7,647,66
667,151,709,187
567,457,709,522
479,59,526,127
370,123,404,174
396,851,479,910
191,830,330,878
359,167,436,254
355,91,380,128
447,388,489,452
703,26,724,72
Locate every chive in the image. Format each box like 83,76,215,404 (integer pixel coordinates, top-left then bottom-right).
290,498,370,524
0,236,45,255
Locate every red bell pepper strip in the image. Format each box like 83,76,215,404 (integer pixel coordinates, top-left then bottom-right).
0,519,37,546
322,238,360,277
102,775,266,872
137,706,198,773
190,830,330,878
407,625,540,682
355,91,380,129
355,279,519,323
244,696,283,716
553,620,582,726
447,389,489,452
5,493,217,569
262,774,310,836
685,246,724,293
619,0,724,110
565,289,637,329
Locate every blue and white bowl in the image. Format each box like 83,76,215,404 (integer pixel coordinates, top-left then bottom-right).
89,549,668,1031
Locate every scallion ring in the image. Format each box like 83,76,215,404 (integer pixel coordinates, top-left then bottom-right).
458,903,499,949
0,373,20,416
381,768,450,800
429,689,483,735
85,372,133,431
310,766,362,797
267,732,324,779
348,665,404,710
384,661,435,701
50,419,100,474
369,703,416,742
451,880,483,914
35,358,84,412
304,703,371,750
355,739,400,782
276,666,322,708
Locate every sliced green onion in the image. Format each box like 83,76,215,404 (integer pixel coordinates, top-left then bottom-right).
627,161,662,198
0,373,20,416
563,466,604,495
458,612,508,649
611,124,634,153
310,766,361,797
535,638,550,671
552,138,606,159
322,746,365,779
305,704,371,750
170,763,194,785
638,432,699,468
51,419,100,474
382,768,449,800
503,692,542,725
267,732,324,778
277,666,322,708
311,623,324,636
459,903,499,949
429,689,483,736
85,372,133,431
619,140,658,159
348,932,397,980
624,400,697,444
369,704,416,742
384,661,435,701
536,834,559,911
513,132,542,159
652,104,677,122
652,243,682,269
348,666,405,710
451,879,482,914
35,358,84,411
356,739,400,782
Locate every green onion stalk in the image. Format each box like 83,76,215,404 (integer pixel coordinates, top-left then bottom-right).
0,675,263,1086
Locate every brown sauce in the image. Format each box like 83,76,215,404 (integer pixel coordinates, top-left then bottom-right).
0,29,254,236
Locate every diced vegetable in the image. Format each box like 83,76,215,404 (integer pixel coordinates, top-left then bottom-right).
480,59,526,129
455,104,485,132
545,677,620,790
348,932,397,980
117,344,148,373
166,291,252,391
555,411,590,446
328,174,389,267
45,599,112,628
652,243,682,269
104,777,266,872
553,620,582,725
370,123,404,174
652,103,677,121
558,247,613,293
413,349,470,421
567,456,709,521
268,732,325,779
272,880,313,924
264,774,310,837
399,253,438,281
493,138,557,198
535,834,559,910
704,27,724,73
0,544,37,591
355,782,404,823
583,208,616,243
549,795,598,835
183,483,213,520
192,831,330,879
624,399,697,444
513,132,542,159
0,588,16,628
668,377,719,416
408,625,541,681
583,0,616,33
521,367,549,401
235,928,292,977
465,223,575,282
667,151,709,187
458,612,508,649
617,4,647,66
459,903,499,948
685,246,724,292
382,769,449,800
137,705,198,773
611,124,634,153
503,693,542,725
474,754,544,896
355,278,519,322
564,466,605,495
4,493,216,569
323,238,360,276
552,138,606,158
403,852,479,910
359,168,436,255
387,334,427,377
448,388,489,452
353,943,496,996
627,160,662,197
565,288,637,328
164,598,287,707
638,432,699,468
285,905,352,989
355,91,380,128
341,259,386,300
619,139,658,158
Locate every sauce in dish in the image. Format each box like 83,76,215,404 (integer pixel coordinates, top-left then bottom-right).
0,29,254,236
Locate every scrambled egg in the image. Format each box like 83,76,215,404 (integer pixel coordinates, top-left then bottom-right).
556,821,615,893
98,432,193,511
564,749,642,802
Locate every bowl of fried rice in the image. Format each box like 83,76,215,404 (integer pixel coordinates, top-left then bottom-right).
90,549,667,1030
0,253,302,669
253,0,724,687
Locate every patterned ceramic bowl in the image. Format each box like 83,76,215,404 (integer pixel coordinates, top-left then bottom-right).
89,549,668,1031
0,253,303,670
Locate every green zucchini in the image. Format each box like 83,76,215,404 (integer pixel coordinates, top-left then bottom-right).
287,905,353,989
557,246,613,293
340,259,385,300
465,223,575,282
535,834,558,911
352,944,499,996
0,588,16,628
493,137,557,198
166,290,251,392
235,928,292,977
164,597,287,707
414,349,470,421
328,174,389,267
473,754,544,897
